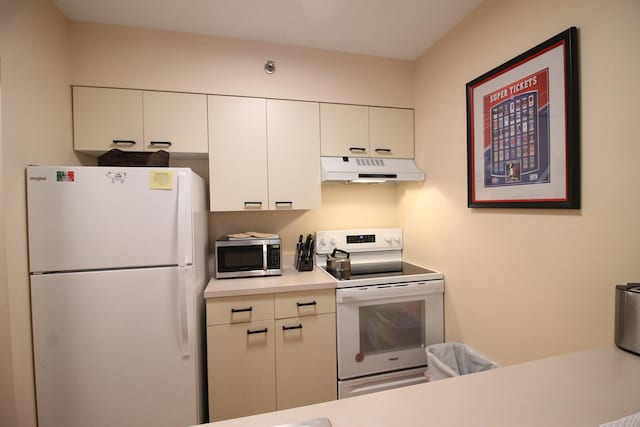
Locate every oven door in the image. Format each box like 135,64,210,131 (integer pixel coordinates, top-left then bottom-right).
336,280,444,380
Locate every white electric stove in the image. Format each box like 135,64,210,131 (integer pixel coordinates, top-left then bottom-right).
315,228,444,399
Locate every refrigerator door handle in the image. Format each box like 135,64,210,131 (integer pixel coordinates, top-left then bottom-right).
178,268,191,358
176,172,188,267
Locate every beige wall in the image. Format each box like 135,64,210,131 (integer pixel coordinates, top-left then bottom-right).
70,22,415,108
0,58,17,427
399,0,640,365
70,23,414,254
0,0,79,425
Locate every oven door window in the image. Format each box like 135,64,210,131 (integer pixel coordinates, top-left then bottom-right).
217,245,264,272
359,300,425,355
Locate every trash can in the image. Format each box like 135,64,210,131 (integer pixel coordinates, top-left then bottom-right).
425,342,498,381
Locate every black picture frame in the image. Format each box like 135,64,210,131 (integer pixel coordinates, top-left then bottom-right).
466,27,580,208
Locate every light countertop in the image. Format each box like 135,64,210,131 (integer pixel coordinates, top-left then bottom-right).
204,266,336,298
195,345,640,427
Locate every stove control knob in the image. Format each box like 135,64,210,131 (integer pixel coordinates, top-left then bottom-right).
329,238,336,246
393,236,402,243
319,237,327,247
384,236,392,244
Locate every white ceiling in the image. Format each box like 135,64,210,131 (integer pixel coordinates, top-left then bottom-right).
52,0,484,60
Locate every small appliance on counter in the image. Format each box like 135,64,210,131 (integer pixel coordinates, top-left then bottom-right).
294,234,315,272
325,248,351,279
615,283,640,355
215,232,281,278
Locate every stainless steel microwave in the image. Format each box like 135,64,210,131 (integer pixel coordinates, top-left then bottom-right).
215,237,282,279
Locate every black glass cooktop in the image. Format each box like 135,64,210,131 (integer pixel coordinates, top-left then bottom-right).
324,261,437,280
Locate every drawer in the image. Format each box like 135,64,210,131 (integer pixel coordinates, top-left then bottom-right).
275,289,335,319
207,294,274,326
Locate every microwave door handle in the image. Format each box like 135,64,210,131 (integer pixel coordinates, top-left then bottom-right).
263,244,268,271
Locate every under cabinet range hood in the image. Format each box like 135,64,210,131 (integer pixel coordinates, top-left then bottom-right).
320,156,425,183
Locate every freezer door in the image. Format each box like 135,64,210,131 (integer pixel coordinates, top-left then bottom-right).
30,267,202,427
26,166,196,272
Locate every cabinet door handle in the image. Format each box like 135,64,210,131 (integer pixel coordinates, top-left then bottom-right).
112,140,136,145
247,328,268,335
275,201,293,207
296,301,317,307
374,148,392,153
244,201,263,208
282,324,303,331
149,141,172,146
231,307,252,313
349,147,367,152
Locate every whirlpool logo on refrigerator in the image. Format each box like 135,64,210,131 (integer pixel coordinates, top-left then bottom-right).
29,171,75,182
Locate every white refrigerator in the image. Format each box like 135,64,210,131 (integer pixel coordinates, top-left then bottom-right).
26,166,209,427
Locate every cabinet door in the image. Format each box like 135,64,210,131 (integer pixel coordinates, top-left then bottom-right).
208,95,268,211
207,320,276,421
73,87,143,153
320,103,369,157
266,99,321,210
206,294,274,326
274,289,335,319
369,107,414,158
275,314,337,410
143,91,208,154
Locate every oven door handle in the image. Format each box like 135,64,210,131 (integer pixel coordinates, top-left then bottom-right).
336,281,444,303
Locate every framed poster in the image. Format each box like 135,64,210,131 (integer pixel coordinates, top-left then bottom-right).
466,27,580,208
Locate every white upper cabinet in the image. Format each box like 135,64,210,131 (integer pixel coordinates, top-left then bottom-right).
208,96,320,212
72,86,208,156
142,91,208,154
266,99,321,211
208,95,268,212
320,103,415,159
320,104,369,157
73,87,144,152
369,106,414,158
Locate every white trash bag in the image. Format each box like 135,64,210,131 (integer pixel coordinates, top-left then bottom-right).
425,342,498,381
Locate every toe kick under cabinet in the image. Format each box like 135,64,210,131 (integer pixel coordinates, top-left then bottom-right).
206,289,337,421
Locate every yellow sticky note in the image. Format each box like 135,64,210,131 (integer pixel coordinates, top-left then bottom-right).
150,170,174,190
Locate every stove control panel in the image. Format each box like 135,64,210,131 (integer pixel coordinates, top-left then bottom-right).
315,228,403,254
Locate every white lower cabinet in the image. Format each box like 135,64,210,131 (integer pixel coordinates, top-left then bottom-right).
206,289,336,421
275,313,337,410
206,320,276,421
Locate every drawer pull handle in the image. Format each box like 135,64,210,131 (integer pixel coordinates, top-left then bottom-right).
244,201,263,208
112,140,136,145
231,307,253,313
282,324,303,331
247,328,268,335
349,147,367,152
296,301,317,307
275,201,293,207
374,148,392,153
149,140,172,146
